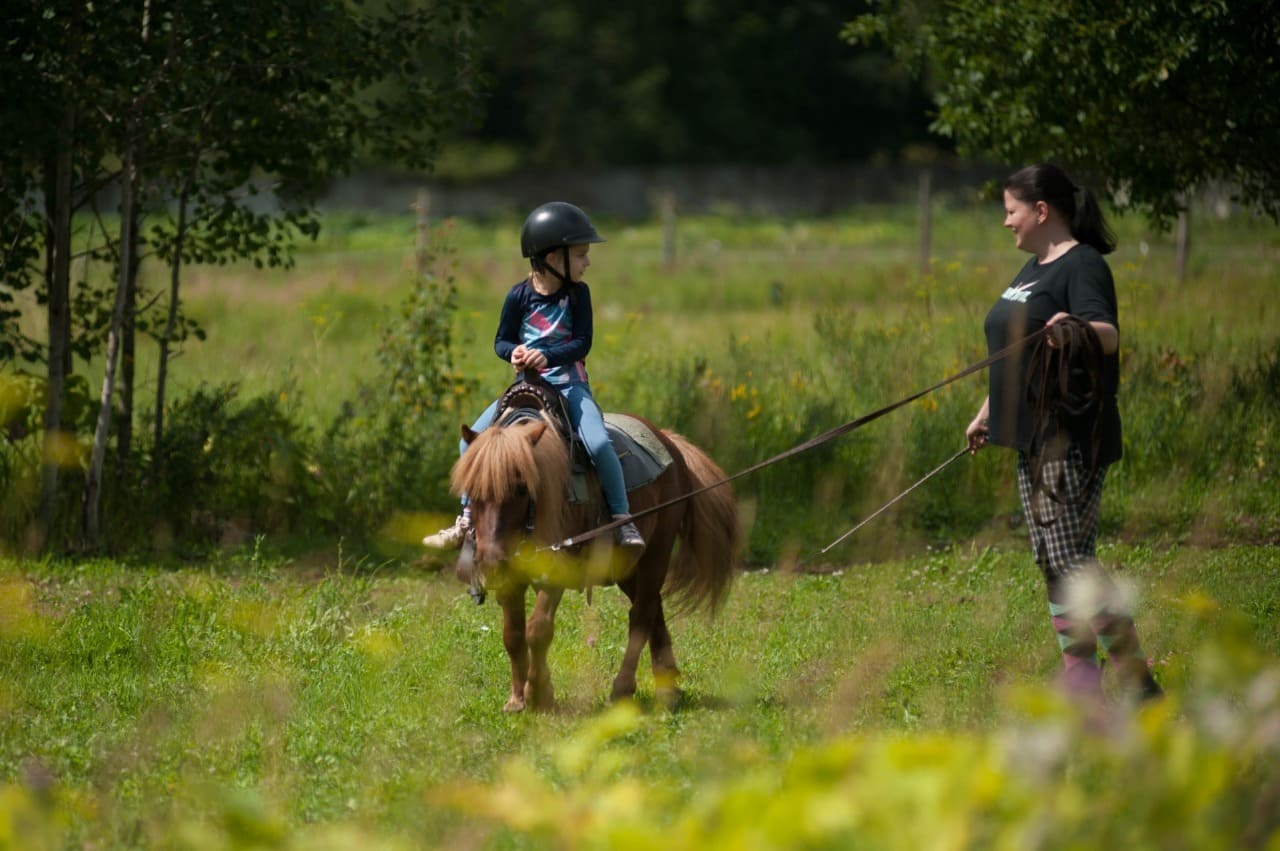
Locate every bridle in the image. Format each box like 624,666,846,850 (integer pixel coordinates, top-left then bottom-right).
462,480,541,607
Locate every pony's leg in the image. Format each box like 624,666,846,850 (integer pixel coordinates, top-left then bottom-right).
610,509,682,703
610,577,647,701
647,600,682,707
499,587,529,713
524,586,565,711
612,566,671,703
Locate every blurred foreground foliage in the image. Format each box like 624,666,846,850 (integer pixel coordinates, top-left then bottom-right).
1,584,1276,849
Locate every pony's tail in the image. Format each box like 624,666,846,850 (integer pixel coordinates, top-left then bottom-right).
661,431,742,615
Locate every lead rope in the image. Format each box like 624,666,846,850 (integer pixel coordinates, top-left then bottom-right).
819,446,969,554
540,326,1050,552
1025,316,1106,527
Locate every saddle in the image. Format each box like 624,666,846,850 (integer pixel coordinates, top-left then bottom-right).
491,372,673,501
494,370,573,435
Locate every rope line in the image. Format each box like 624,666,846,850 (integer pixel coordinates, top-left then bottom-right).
543,326,1049,552
1024,316,1107,527
819,446,969,555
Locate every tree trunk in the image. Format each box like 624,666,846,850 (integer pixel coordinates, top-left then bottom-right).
116,196,141,472
82,140,138,546
153,179,191,482
1175,205,1191,285
37,103,77,552
918,168,933,280
117,0,156,475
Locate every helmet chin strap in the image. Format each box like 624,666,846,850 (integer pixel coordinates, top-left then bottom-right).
534,246,573,287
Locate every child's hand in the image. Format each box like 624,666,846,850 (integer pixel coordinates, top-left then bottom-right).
512,345,547,370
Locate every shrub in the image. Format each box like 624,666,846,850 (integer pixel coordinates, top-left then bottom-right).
0,373,95,549
306,223,477,545
122,382,317,547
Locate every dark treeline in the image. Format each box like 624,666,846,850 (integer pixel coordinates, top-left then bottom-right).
449,0,942,170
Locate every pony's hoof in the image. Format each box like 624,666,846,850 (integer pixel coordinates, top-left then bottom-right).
524,682,555,712
609,684,637,703
503,695,526,713
656,686,683,711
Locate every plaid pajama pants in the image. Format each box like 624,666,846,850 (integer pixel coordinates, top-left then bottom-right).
1016,443,1107,599
1015,444,1160,698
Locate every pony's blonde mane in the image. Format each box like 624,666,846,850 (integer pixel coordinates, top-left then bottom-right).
450,419,573,540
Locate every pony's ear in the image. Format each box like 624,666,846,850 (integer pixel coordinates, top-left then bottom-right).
461,424,479,445
525,421,548,445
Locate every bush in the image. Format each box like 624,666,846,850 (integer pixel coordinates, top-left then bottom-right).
306,228,478,546
0,373,95,550
121,382,317,548
91,225,477,553
308,395,461,543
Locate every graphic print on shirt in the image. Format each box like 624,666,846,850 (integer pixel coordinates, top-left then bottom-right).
523,294,587,384
1001,278,1039,304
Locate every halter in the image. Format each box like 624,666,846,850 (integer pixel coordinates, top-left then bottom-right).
462,486,539,608
1025,315,1106,526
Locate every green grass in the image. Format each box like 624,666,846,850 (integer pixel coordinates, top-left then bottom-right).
85,202,1271,557
2,542,1278,846
131,202,1280,421
134,204,1278,432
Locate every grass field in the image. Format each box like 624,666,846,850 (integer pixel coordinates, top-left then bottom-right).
150,201,1280,419
3,542,1279,847
3,199,1279,846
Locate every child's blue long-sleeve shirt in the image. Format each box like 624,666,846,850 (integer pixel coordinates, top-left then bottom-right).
493,278,592,385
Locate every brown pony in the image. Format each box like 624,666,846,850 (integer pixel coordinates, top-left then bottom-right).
450,413,741,712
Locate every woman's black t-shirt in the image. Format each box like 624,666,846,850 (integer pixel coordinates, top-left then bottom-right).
983,243,1123,465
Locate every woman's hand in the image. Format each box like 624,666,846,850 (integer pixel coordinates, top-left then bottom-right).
1045,312,1071,348
1045,312,1119,353
966,413,989,455
967,396,991,455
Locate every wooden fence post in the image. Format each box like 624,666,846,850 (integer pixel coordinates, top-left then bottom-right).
656,189,677,269
414,187,431,278
1175,205,1190,285
918,168,933,279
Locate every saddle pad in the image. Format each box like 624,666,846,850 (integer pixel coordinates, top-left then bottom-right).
604,413,673,490
567,413,673,503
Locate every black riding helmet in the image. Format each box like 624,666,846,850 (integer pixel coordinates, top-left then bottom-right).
521,202,606,258
520,202,606,286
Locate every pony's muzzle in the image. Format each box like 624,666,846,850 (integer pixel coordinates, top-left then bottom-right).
455,537,488,604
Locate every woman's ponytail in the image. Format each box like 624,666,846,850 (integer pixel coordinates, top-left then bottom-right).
1071,183,1117,255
